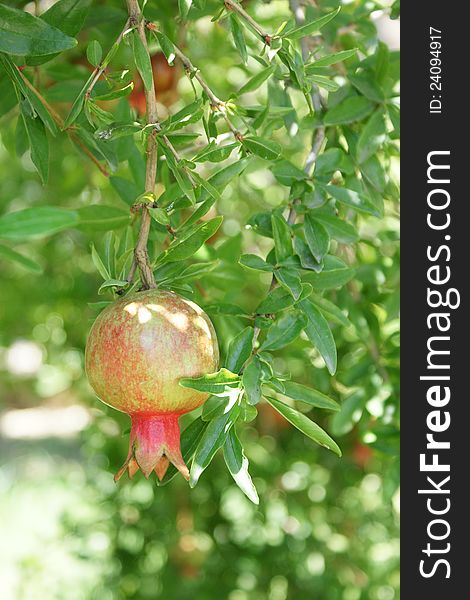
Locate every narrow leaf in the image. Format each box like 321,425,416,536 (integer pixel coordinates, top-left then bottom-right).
223,428,259,504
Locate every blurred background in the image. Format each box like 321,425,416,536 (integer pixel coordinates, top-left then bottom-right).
0,1,399,599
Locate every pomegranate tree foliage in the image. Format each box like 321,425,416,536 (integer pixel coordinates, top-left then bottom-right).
0,0,398,592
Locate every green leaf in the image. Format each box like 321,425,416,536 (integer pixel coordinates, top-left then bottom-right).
243,136,281,160
148,207,170,226
309,49,358,68
304,214,329,262
179,368,240,394
275,267,302,300
223,428,259,504
131,30,153,91
20,102,49,184
239,254,273,272
293,237,319,271
0,207,78,240
94,82,134,102
349,72,384,102
261,311,306,351
229,14,248,64
76,205,130,231
0,4,77,56
325,184,379,217
0,243,42,273
91,243,110,280
298,299,337,375
242,356,262,405
282,381,339,411
0,54,58,135
178,0,193,19
309,293,351,328
357,108,387,163
271,214,292,263
237,65,275,96
271,160,307,186
307,74,339,92
256,283,312,314
226,327,255,373
87,40,102,67
154,31,175,65
158,217,223,263
192,142,238,163
40,0,91,37
324,96,375,126
265,397,341,456
283,7,341,40
304,256,355,290
98,279,128,294
190,406,240,487
158,417,207,485
311,212,359,244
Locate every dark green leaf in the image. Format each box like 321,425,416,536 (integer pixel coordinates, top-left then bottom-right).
309,49,358,68
349,72,384,102
20,102,49,184
265,396,341,456
256,283,312,313
190,406,240,487
282,381,339,411
230,14,248,64
324,96,375,126
311,212,359,244
261,311,306,351
154,31,175,65
271,214,292,263
223,428,259,504
192,142,238,163
239,254,273,272
243,136,281,160
271,160,307,186
0,4,77,56
325,184,380,217
40,0,91,37
242,356,262,405
283,7,341,40
158,216,223,263
304,256,355,290
237,65,275,96
77,205,130,231
226,327,254,373
98,279,128,294
0,207,78,240
309,293,352,328
275,267,302,300
304,214,330,262
178,0,193,19
131,30,153,91
357,108,387,163
179,368,240,394
299,299,337,375
86,40,102,67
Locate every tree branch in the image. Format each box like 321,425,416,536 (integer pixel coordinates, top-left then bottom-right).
126,0,158,289
224,0,272,45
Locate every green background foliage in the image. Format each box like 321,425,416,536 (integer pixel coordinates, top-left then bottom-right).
0,0,399,598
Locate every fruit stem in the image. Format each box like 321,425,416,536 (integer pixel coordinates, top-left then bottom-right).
126,0,158,290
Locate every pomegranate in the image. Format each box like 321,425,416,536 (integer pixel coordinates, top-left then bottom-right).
85,289,219,482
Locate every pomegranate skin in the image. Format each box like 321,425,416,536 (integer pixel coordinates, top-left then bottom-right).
85,289,219,481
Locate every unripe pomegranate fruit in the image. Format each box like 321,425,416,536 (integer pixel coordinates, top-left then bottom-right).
85,289,219,482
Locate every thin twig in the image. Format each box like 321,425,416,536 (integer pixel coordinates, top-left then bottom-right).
146,22,242,140
224,0,272,45
126,0,158,289
15,67,110,177
85,19,131,100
